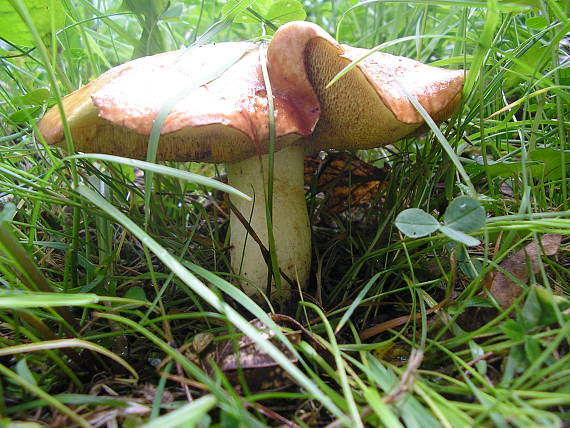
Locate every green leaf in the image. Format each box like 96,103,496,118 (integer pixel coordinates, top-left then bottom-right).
465,296,496,308
160,2,184,20
16,359,36,386
534,286,570,325
502,344,528,383
505,42,551,88
523,336,542,362
465,158,544,178
266,0,306,25
124,286,146,302
395,208,439,238
521,287,541,327
222,0,305,26
8,106,41,124
0,203,16,223
121,0,170,56
526,16,547,29
439,225,481,247
0,0,65,47
456,244,482,280
467,148,570,180
529,148,570,180
444,196,486,234
222,0,271,24
120,0,169,16
12,88,50,105
501,319,526,341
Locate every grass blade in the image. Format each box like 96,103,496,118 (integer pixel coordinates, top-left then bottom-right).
141,395,217,428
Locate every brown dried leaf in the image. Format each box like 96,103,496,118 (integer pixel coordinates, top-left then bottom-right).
487,234,562,308
304,152,390,214
201,315,303,392
192,332,214,354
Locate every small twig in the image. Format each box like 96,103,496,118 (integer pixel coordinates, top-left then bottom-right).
156,372,207,391
174,358,193,403
324,407,373,428
466,351,493,368
384,349,423,404
463,351,494,379
360,297,450,340
244,401,301,428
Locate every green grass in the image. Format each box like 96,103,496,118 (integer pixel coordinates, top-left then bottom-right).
1,0,569,427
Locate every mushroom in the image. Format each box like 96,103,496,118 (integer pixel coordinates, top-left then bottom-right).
38,21,464,299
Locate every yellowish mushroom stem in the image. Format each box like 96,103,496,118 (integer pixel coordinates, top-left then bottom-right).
227,144,311,298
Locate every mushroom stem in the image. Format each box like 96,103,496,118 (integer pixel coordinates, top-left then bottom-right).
227,144,310,297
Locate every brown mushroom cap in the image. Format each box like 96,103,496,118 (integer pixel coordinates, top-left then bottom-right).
267,21,465,152
38,42,319,163
38,21,464,161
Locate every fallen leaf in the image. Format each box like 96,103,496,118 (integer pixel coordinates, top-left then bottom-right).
198,314,325,392
304,152,390,214
203,318,300,392
487,234,562,308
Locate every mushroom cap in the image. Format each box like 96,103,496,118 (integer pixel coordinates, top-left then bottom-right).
38,22,464,162
267,21,465,152
39,42,318,162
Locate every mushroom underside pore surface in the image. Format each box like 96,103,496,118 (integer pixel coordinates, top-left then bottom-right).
37,21,465,299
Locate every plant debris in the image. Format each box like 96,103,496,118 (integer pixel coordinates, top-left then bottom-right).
486,234,562,308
